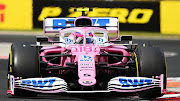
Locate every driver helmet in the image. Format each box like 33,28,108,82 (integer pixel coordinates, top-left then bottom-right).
74,32,93,44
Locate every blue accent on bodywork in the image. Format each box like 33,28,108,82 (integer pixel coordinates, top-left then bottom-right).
119,78,152,87
22,79,56,88
53,19,74,30
80,55,93,61
52,18,110,30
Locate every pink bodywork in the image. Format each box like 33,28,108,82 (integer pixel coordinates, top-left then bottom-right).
7,16,166,95
40,27,130,86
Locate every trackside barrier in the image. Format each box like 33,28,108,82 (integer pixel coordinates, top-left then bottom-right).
160,1,180,34
33,0,160,32
0,0,179,34
0,0,33,30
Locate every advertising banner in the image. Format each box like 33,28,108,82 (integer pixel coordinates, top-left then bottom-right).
0,0,32,30
160,1,180,34
33,0,160,31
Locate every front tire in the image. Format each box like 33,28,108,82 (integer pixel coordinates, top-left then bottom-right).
8,42,39,97
135,47,167,98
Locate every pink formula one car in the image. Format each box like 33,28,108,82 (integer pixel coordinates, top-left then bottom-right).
7,8,167,98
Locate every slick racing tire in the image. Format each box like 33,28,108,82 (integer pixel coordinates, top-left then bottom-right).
8,42,39,97
135,47,167,98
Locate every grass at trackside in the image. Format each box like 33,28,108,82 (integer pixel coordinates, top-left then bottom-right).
0,29,180,39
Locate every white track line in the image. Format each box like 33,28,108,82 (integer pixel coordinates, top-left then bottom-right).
167,77,180,81
159,94,180,98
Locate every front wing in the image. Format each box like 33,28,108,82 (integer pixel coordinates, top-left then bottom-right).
7,74,165,95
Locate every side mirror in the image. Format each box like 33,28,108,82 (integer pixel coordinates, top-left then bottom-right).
120,35,132,41
120,35,133,45
36,36,49,42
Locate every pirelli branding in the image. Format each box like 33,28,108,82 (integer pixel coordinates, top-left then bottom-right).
38,7,153,24
33,0,160,31
0,4,5,23
0,0,32,30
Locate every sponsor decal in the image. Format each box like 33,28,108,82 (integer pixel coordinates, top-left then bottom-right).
11,76,14,90
79,63,94,71
52,18,111,30
84,74,91,77
68,7,153,24
80,69,94,71
0,4,5,23
22,79,56,88
38,7,153,24
38,7,62,21
81,66,93,68
0,0,32,30
108,77,160,92
53,18,74,30
65,38,72,44
83,80,92,84
33,0,159,31
97,37,104,44
80,55,93,61
80,63,93,65
92,18,110,26
119,78,152,87
8,75,14,94
161,1,180,34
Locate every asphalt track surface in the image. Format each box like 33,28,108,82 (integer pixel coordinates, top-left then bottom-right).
0,34,180,100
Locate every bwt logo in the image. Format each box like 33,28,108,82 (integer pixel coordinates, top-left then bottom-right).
22,79,56,88
119,78,152,87
53,19,75,30
97,38,104,44
80,55,93,61
0,4,5,23
53,18,109,30
65,38,72,44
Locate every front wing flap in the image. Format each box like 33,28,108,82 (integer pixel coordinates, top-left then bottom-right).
7,75,165,95
108,76,162,92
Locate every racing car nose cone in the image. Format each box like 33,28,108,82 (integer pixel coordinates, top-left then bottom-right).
79,78,96,86
78,54,96,86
